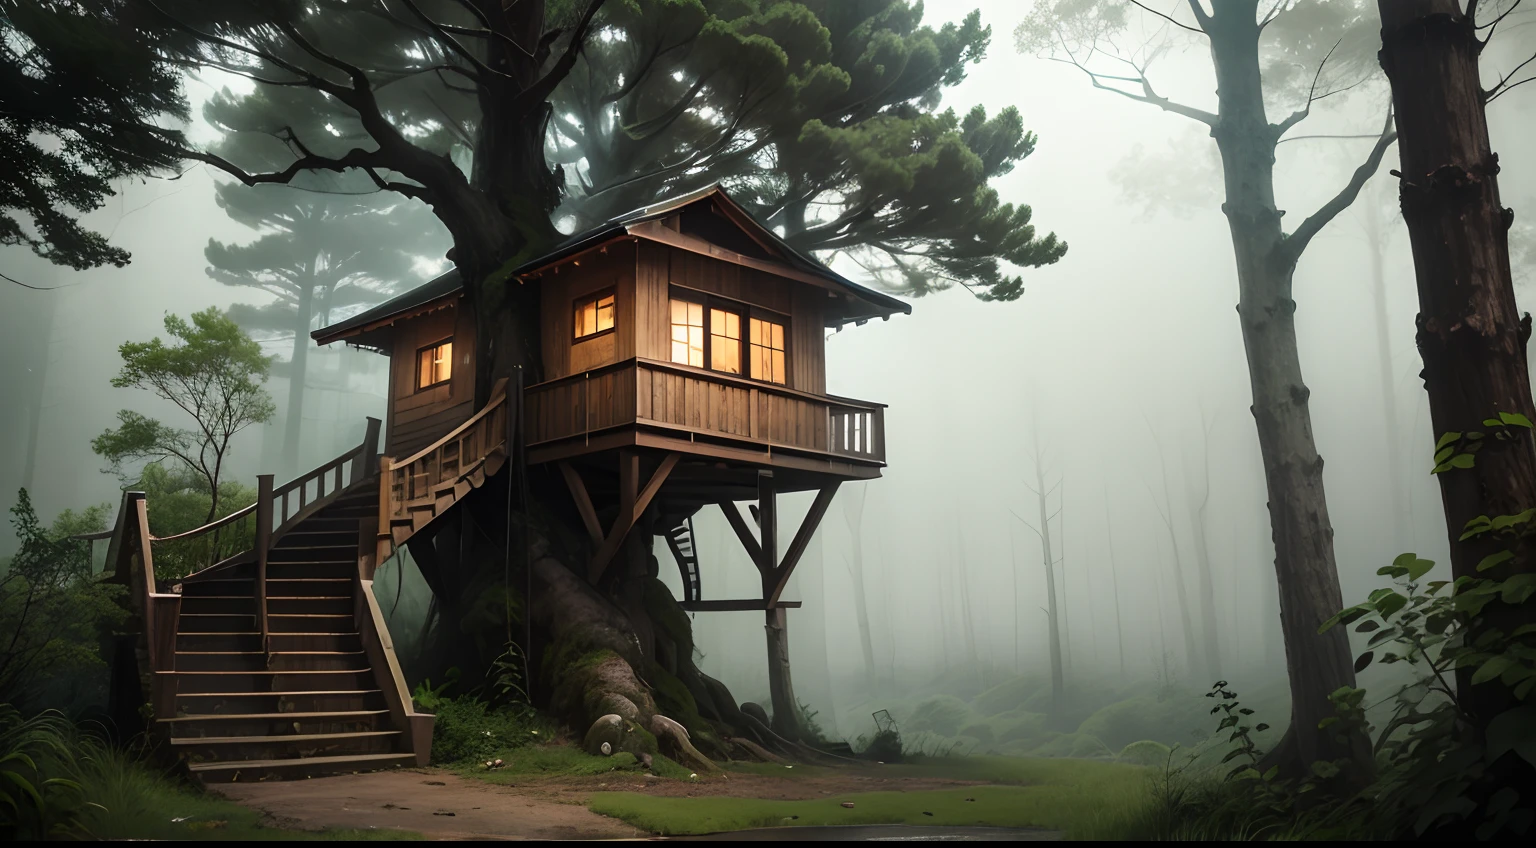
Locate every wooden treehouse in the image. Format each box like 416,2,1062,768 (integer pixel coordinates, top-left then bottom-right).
97,185,905,781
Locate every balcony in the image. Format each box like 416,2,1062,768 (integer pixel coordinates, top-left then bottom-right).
524,358,885,474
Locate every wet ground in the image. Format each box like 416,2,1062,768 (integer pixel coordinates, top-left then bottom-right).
214,767,1064,841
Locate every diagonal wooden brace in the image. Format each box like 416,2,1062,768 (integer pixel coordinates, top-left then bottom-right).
586,452,679,584
765,483,840,606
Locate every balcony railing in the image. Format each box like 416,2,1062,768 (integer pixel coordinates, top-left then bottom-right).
525,357,885,464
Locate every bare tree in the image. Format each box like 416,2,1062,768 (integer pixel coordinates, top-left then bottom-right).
1102,481,1128,676
1143,421,1200,678
841,485,878,691
1018,0,1390,782
1185,412,1224,682
1012,435,1065,713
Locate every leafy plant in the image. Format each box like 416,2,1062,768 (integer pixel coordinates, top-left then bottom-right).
411,667,461,713
488,642,534,719
0,706,89,839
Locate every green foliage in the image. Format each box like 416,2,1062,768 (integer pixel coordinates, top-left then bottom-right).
0,490,125,709
0,706,87,838
423,694,554,765
1118,740,1173,768
135,464,259,580
904,694,974,737
1075,693,1208,752
0,1,188,270
92,308,274,524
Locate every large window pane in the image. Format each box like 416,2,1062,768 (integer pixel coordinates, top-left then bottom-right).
416,339,453,389
670,298,704,367
710,308,741,374
748,317,785,384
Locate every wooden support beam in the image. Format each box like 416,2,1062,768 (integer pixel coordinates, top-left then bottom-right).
765,483,840,606
757,471,777,586
718,500,762,565
586,452,680,583
681,600,803,612
558,461,603,546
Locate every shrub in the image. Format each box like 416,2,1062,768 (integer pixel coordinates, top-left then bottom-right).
1075,693,1208,752
905,695,974,738
1118,740,1173,768
427,695,554,765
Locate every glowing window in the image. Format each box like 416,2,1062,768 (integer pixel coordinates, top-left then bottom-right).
669,299,704,367
749,318,786,385
416,339,453,389
710,308,742,374
574,290,616,339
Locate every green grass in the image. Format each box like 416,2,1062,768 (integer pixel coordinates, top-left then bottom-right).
74,747,421,841
588,755,1156,839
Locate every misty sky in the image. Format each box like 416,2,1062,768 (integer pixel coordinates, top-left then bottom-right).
4,1,1535,736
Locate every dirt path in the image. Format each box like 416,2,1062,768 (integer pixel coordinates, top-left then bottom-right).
213,769,644,840
213,765,1000,840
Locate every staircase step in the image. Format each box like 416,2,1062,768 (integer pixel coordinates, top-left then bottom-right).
163,709,387,723
176,632,362,653
158,668,373,694
269,545,360,564
179,596,258,616
172,730,402,763
164,710,392,737
173,689,385,716
179,577,353,597
179,613,256,633
187,752,412,782
270,614,354,634
173,650,368,672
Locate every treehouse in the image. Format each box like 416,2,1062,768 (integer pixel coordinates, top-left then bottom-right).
95,186,905,783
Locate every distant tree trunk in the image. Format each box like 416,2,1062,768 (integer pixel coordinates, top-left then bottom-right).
1030,451,1065,713
1058,482,1071,678
281,271,316,478
1101,483,1127,676
19,287,55,493
842,486,878,690
1365,195,1411,543
1188,416,1223,683
1147,427,1201,677
956,531,981,684
1010,537,1022,671
1379,0,1536,739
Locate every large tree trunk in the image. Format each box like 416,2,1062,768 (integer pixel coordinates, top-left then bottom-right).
281,275,315,478
1379,0,1536,746
1203,3,1373,786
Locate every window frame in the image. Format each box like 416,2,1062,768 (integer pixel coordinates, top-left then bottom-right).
414,336,455,392
572,287,618,342
667,286,790,386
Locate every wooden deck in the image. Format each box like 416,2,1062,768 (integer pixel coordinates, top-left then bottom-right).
524,357,885,474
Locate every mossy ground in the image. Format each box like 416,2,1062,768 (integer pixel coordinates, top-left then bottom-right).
587,755,1154,839
73,752,422,841
454,741,697,782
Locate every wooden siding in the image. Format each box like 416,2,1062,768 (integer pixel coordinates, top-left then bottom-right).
524,358,883,465
632,242,826,394
385,301,476,456
539,242,635,381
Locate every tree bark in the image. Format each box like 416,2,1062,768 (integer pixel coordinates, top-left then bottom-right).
1201,2,1373,785
1378,0,1536,733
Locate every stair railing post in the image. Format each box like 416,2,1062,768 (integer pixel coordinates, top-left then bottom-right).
255,474,275,655
358,416,382,484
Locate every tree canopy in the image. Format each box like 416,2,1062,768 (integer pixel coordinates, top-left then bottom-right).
0,0,187,272
92,308,274,522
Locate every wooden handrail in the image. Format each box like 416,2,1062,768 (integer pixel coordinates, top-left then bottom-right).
254,474,274,653
390,379,509,469
150,502,257,543
525,356,887,411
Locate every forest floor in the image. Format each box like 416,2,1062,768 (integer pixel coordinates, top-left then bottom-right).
212,754,1145,839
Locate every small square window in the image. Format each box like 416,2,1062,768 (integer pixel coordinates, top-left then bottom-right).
416,339,453,389
669,298,704,367
574,289,616,340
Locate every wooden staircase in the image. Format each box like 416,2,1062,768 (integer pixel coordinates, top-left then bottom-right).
161,482,417,782
663,516,702,604
93,418,435,784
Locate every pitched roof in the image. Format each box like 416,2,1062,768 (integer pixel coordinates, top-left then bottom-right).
313,184,909,347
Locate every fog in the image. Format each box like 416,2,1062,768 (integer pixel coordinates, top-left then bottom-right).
4,1,1536,747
